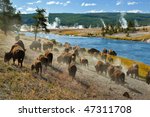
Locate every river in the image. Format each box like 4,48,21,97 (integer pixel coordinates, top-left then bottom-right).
24,32,150,65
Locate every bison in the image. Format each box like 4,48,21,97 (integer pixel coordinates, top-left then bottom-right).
88,48,100,55
108,49,117,56
30,40,41,51
108,65,125,83
4,44,25,67
43,41,53,51
31,60,42,75
95,61,109,75
80,58,88,66
57,52,75,65
68,63,77,78
37,55,48,68
15,40,26,51
45,51,53,65
126,64,139,79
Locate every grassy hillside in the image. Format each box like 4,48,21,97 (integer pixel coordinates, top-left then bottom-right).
21,13,150,27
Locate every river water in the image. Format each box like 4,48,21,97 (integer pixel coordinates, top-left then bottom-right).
24,32,150,65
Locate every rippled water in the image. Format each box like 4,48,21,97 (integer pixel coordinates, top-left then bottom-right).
24,32,150,65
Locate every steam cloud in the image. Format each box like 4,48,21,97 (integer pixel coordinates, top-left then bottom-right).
119,12,128,29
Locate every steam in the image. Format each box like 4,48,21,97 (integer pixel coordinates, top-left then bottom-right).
100,18,106,28
134,20,139,27
74,23,84,29
46,17,61,29
119,12,128,29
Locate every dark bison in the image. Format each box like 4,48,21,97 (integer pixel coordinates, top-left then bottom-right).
95,61,109,75
126,64,139,79
88,48,100,55
45,51,53,65
30,40,41,50
146,71,150,85
31,60,42,75
4,44,25,67
68,64,77,78
43,41,53,51
80,58,88,66
108,65,125,83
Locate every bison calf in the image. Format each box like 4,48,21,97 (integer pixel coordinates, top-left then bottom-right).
31,60,42,75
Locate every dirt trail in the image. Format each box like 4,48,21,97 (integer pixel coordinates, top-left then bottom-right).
0,32,150,99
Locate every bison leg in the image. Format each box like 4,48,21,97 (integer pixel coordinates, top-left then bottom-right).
13,57,16,65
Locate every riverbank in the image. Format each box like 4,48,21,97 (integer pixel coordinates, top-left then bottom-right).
0,31,150,99
49,26,150,42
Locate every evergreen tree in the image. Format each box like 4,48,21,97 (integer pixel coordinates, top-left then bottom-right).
33,8,48,40
0,0,19,35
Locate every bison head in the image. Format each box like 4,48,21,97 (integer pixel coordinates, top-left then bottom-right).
4,52,12,62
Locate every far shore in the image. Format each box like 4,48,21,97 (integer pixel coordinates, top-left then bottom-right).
48,26,150,42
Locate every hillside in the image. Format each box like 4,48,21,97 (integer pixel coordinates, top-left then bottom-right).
0,31,150,100
21,13,150,27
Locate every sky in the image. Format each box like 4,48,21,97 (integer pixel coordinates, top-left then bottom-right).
11,0,150,14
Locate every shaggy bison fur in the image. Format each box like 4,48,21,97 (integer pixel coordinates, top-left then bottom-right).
4,44,25,67
31,60,42,75
126,64,139,79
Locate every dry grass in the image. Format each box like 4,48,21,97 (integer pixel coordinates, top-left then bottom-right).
50,28,150,41
111,56,150,78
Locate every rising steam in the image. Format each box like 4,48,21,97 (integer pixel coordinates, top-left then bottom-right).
119,12,128,29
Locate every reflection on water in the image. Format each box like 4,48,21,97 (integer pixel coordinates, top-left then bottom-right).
24,32,150,65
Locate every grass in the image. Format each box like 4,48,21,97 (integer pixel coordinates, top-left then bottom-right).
106,33,150,41
111,56,150,78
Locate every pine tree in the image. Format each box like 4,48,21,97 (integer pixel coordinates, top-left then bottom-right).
0,0,21,35
33,8,48,40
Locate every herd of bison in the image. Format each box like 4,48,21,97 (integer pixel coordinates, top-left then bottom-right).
3,36,150,86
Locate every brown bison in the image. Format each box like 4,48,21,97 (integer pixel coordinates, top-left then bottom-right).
37,55,48,68
43,42,53,51
108,65,125,83
31,60,42,75
4,44,25,67
57,52,76,65
146,71,150,85
15,40,26,51
68,63,77,78
80,58,88,66
30,40,41,50
95,61,109,75
45,51,53,65
126,64,139,79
